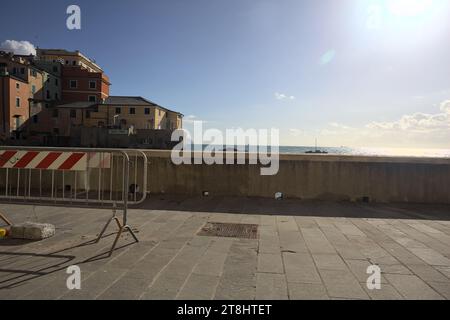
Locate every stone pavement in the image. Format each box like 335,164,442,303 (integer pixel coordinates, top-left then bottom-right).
0,196,450,300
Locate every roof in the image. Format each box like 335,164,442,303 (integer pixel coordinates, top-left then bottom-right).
36,48,103,72
55,101,96,109
55,96,183,116
104,96,157,106
104,96,183,116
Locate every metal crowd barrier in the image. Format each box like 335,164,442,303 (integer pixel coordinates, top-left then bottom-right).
0,147,148,255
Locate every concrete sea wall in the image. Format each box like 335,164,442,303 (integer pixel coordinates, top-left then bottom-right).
144,151,450,204
0,149,449,204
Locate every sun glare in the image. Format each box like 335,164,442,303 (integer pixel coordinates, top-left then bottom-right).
387,0,434,17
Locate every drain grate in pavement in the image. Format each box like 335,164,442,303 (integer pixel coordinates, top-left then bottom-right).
197,222,259,239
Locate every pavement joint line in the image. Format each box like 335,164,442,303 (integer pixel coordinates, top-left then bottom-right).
174,238,215,300
383,218,450,262
93,269,129,300
317,219,376,300
138,217,206,299
275,216,291,300
349,217,445,299
346,218,411,299
398,219,450,251
0,211,115,284
54,211,175,300
0,208,99,264
90,214,197,300
291,215,332,300
2,201,450,300
56,215,163,299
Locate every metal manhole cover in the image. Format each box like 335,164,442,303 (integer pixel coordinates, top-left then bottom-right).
197,222,259,239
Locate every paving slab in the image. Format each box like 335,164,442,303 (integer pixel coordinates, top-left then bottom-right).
0,198,449,300
255,273,288,300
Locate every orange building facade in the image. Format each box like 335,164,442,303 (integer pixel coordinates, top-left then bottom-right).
61,66,110,104
0,76,31,138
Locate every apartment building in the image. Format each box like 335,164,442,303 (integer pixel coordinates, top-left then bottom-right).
50,96,182,133
33,60,62,102
97,96,183,130
36,48,103,73
61,65,110,104
0,52,54,139
1,48,183,147
0,75,30,137
25,96,180,137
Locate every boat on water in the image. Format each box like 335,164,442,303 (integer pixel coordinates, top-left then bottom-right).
305,139,328,154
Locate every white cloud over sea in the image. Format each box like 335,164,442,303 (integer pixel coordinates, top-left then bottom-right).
284,100,450,149
317,100,450,148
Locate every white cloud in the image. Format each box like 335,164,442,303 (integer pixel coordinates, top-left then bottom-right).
275,92,295,101
440,100,450,114
329,122,352,130
0,40,36,56
365,110,449,132
289,129,304,137
184,115,208,124
318,100,450,148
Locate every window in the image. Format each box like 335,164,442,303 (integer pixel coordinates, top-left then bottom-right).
145,108,150,115
53,128,59,135
32,115,38,124
16,83,19,89
70,110,76,118
15,97,20,107
20,68,25,75
46,90,50,99
72,61,77,66
88,95,97,102
12,67,17,74
65,60,69,65
69,80,77,88
89,81,97,89
129,108,136,115
31,85,36,94
55,78,58,86
52,109,59,118
55,93,59,100
52,66,58,73
115,108,121,114
86,111,91,118
31,70,37,77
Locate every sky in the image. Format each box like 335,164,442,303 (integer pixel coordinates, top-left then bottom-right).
1,0,449,148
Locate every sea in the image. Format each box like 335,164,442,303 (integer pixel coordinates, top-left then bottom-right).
196,145,450,158
278,146,450,158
